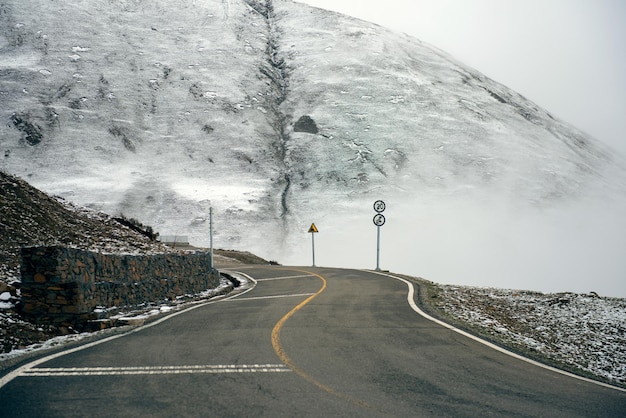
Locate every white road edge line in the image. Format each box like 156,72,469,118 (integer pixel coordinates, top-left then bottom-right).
0,271,258,389
369,270,626,394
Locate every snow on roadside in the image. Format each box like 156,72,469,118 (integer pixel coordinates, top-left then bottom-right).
429,285,626,387
0,276,237,364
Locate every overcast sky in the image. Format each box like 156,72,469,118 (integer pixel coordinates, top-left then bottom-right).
299,0,626,156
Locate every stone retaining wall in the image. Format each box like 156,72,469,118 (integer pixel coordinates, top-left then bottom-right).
20,246,219,328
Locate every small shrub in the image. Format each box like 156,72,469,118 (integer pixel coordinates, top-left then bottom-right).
113,215,159,241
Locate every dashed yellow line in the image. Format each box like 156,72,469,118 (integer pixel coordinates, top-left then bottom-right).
270,269,373,411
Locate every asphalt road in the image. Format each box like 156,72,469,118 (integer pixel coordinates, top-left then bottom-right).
1,266,625,417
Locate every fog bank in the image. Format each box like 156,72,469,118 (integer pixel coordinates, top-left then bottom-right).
281,193,626,298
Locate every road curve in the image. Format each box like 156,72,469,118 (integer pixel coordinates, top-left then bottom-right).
1,266,624,417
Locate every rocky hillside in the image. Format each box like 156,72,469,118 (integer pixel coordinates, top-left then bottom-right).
0,170,171,287
0,169,169,353
0,170,268,354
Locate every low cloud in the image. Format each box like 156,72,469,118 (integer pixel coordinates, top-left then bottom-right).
284,192,626,298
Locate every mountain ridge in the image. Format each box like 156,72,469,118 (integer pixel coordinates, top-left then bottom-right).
1,0,625,282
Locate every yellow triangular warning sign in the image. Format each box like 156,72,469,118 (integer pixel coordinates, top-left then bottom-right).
308,223,319,233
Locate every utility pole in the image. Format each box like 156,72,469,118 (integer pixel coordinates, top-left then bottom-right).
209,207,214,272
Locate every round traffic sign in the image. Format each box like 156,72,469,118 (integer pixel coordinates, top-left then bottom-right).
373,200,386,213
373,213,386,227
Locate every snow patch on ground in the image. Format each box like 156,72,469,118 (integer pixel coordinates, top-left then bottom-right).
430,285,626,387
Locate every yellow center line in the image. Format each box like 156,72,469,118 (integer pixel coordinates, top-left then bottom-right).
256,274,314,281
270,269,374,411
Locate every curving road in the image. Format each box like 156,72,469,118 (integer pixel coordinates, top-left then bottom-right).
1,266,625,417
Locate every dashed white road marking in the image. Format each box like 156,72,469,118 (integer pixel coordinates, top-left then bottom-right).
21,364,291,377
227,293,316,302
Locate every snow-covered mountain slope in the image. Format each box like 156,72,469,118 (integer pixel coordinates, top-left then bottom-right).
1,0,625,295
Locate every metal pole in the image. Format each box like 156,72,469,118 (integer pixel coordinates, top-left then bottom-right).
209,207,214,272
311,231,316,267
376,224,381,271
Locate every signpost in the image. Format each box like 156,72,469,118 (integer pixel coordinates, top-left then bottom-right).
373,200,386,271
308,223,319,267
